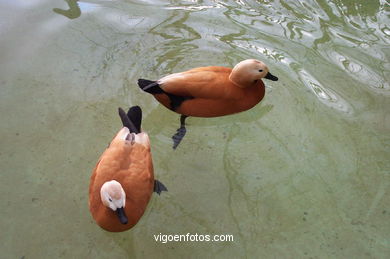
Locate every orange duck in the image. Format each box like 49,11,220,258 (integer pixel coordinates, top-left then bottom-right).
89,106,167,232
138,59,278,149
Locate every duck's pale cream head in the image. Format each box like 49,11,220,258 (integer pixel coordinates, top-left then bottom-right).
100,180,128,224
229,59,278,88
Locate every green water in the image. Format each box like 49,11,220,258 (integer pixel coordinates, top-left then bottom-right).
0,0,389,258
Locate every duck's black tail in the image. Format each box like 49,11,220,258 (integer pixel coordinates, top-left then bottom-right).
118,106,142,133
138,79,165,94
127,106,142,133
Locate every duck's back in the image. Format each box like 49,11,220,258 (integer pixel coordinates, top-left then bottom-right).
158,66,240,99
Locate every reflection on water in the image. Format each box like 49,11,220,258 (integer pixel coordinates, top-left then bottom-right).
0,0,389,258
297,69,352,113
53,0,81,19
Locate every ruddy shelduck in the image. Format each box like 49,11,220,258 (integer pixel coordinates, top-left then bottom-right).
138,59,278,148
89,106,167,232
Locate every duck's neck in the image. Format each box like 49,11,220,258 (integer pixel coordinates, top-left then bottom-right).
229,72,253,88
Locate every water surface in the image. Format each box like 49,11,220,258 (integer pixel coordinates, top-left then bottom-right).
0,0,389,258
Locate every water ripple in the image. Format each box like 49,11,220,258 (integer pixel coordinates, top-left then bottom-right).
298,69,353,113
217,0,389,100
326,49,390,94
165,3,223,11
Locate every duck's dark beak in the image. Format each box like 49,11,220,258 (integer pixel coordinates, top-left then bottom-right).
265,72,278,81
116,207,128,224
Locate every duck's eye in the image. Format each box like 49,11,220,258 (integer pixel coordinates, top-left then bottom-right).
108,198,113,202
258,69,263,72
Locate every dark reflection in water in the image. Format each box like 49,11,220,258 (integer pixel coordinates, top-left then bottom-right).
149,11,201,71
332,0,380,17
53,0,81,19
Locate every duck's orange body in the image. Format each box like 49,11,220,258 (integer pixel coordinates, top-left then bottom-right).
154,66,266,117
89,128,154,232
89,107,167,230
138,59,278,148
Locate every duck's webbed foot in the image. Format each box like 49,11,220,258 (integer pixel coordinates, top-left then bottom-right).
172,115,188,149
154,180,168,195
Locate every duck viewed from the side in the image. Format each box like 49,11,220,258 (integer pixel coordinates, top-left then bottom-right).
137,59,278,149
